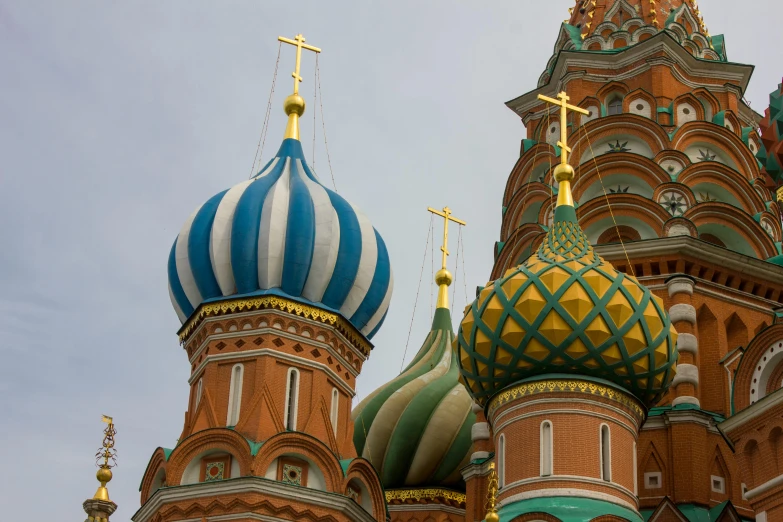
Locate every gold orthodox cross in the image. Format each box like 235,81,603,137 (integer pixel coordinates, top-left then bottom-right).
278,33,321,95
427,206,466,270
537,92,590,167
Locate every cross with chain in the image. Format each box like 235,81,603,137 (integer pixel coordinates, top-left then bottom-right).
537,91,590,167
278,33,321,95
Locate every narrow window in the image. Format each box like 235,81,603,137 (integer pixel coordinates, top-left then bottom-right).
608,97,623,116
600,424,612,481
541,421,553,476
226,364,244,426
497,434,506,487
330,388,339,436
633,441,638,494
195,378,203,410
284,368,300,430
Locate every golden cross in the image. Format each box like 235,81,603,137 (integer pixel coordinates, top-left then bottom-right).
278,33,321,95
537,91,590,167
427,206,466,271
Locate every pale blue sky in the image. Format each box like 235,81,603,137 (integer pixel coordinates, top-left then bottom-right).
0,1,779,520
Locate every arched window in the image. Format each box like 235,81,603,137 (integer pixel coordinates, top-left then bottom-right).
330,388,339,436
608,97,623,116
195,378,203,410
284,367,300,431
541,421,553,476
226,364,244,426
497,434,506,487
600,424,612,481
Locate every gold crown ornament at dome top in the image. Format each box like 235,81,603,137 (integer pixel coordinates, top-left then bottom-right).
455,92,678,409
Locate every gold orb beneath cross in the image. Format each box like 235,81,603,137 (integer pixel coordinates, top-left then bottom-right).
435,268,453,286
553,163,575,182
283,94,305,116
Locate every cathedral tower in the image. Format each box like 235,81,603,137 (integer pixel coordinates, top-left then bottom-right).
483,1,783,519
135,35,391,522
456,95,677,521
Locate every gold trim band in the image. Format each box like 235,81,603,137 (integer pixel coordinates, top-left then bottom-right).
385,488,466,506
178,296,371,356
487,379,645,419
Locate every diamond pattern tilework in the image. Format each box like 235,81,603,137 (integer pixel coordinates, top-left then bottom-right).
456,210,678,408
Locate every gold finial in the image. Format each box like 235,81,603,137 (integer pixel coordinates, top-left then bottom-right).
278,33,322,140
93,415,117,502
427,206,466,310
537,91,590,208
484,462,500,522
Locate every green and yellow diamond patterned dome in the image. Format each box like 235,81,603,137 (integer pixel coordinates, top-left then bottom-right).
456,151,678,409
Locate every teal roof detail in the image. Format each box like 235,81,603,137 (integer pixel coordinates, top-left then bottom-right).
247,439,263,456
561,23,584,51
494,496,642,522
163,448,173,460
339,458,354,476
522,139,538,153
767,254,783,266
648,403,725,423
710,35,726,61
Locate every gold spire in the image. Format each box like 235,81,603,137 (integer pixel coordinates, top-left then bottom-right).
537,91,590,208
278,33,322,140
484,462,500,522
427,206,466,310
93,415,117,502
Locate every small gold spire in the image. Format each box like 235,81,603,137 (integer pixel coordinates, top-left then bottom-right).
278,33,322,140
93,415,117,502
484,462,500,522
427,206,466,310
537,91,590,208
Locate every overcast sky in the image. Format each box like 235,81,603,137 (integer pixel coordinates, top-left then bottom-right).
0,2,779,520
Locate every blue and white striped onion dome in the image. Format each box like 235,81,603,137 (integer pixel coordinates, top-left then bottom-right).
168,138,393,339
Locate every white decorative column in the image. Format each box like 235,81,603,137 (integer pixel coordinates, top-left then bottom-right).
666,276,700,407
470,401,491,461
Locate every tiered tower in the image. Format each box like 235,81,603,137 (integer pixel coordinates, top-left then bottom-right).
481,0,783,519
135,35,391,522
457,93,677,521
353,207,476,522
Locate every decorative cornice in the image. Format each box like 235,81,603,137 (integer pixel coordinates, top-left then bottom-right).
487,378,645,420
595,237,783,287
132,476,375,522
720,387,783,435
384,488,466,507
509,32,753,117
187,348,357,397
178,295,372,356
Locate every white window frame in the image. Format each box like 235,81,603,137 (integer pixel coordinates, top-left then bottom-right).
226,364,244,426
711,475,726,494
497,434,505,488
284,367,301,431
540,420,553,477
644,471,662,489
195,378,203,410
633,441,638,495
600,424,612,482
330,388,339,436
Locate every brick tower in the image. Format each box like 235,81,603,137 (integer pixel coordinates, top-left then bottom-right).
464,0,783,520
456,96,677,521
134,34,392,522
